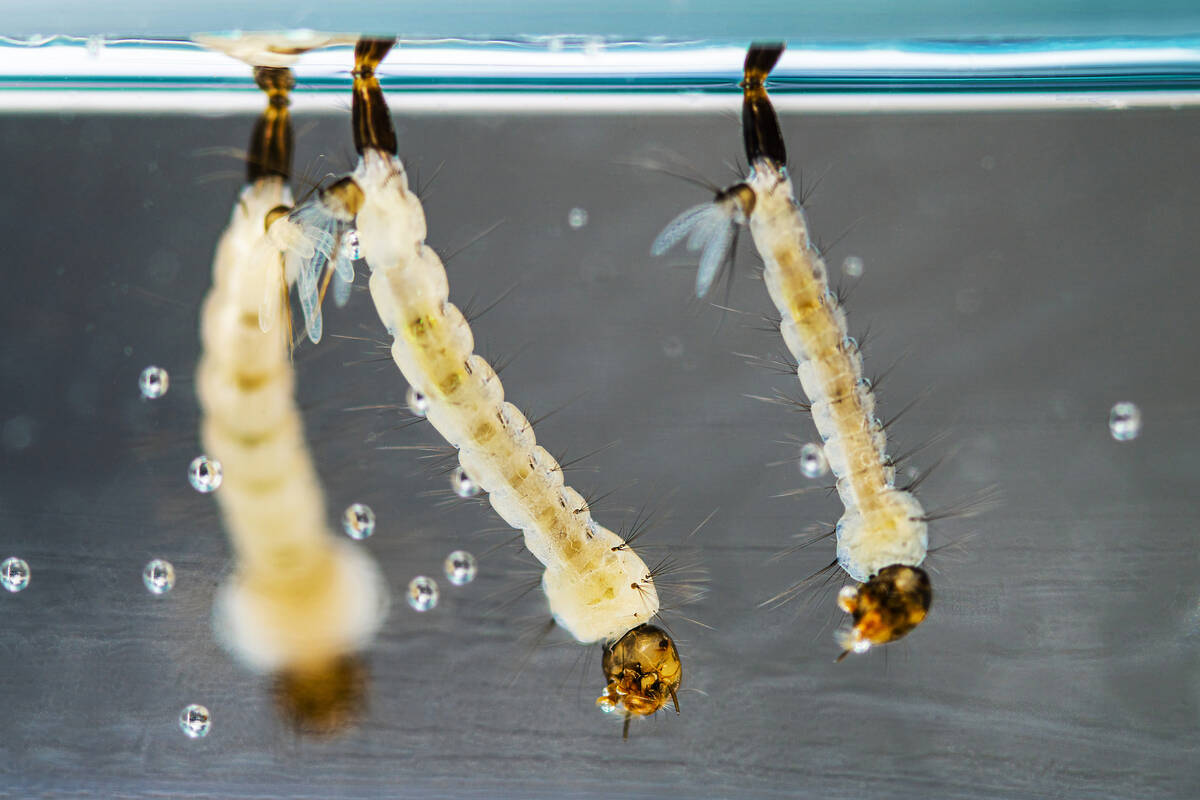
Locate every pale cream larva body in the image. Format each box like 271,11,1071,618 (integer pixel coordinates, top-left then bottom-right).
353,150,658,642
746,164,927,582
196,113,387,676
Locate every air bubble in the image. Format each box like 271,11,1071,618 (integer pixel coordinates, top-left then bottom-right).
407,576,439,612
568,207,588,229
179,704,211,738
842,256,864,278
452,467,480,498
799,443,828,479
342,503,376,540
342,229,361,260
1109,402,1141,441
406,386,429,417
443,550,477,586
1,557,30,593
142,559,175,594
138,366,169,399
187,456,222,493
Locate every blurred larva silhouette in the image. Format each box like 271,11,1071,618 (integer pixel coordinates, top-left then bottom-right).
193,51,388,733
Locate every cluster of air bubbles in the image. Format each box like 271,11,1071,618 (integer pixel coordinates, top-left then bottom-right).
179,704,211,739
568,207,589,229
443,550,477,586
799,442,829,479
187,456,223,493
342,503,376,540
842,256,864,278
406,386,429,417
407,576,439,612
142,559,175,594
1109,401,1141,442
1,557,30,593
342,229,362,261
452,467,481,498
138,366,170,399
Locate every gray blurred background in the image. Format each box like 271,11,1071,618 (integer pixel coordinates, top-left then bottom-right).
0,103,1198,798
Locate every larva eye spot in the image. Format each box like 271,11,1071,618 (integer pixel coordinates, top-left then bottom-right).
272,656,369,736
597,624,682,727
264,204,291,232
836,565,932,658
322,177,366,219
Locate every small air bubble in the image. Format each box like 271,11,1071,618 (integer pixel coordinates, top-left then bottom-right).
406,386,428,417
407,576,439,612
179,704,211,738
568,207,589,229
444,550,477,586
142,559,175,594
452,467,480,498
1,557,30,593
342,503,376,540
342,229,361,260
842,256,864,278
799,443,828,479
138,366,169,399
187,456,223,493
662,335,684,358
1109,402,1141,441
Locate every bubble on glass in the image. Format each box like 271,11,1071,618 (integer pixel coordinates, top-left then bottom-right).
142,559,175,594
1109,401,1142,441
443,550,478,586
407,576,439,612
452,467,481,498
799,443,829,479
662,335,684,359
568,207,589,229
342,229,361,260
842,256,864,278
1,557,30,593
179,704,211,738
342,503,376,540
138,365,170,399
406,386,429,417
188,456,223,493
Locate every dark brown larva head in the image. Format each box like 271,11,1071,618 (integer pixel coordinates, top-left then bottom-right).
836,565,932,659
272,656,368,735
597,624,682,736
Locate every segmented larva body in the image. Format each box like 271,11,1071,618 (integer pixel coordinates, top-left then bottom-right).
360,150,657,645
196,66,386,676
286,41,660,646
654,44,932,655
747,165,928,582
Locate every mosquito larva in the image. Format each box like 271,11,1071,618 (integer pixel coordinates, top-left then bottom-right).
284,38,683,735
653,43,932,658
194,56,387,732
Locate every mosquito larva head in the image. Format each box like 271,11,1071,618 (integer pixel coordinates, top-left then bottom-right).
272,655,368,735
322,177,366,220
264,204,291,231
597,624,682,732
835,564,932,658
715,182,756,223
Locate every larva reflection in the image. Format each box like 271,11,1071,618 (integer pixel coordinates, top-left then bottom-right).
653,43,933,658
195,55,388,733
285,38,688,736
